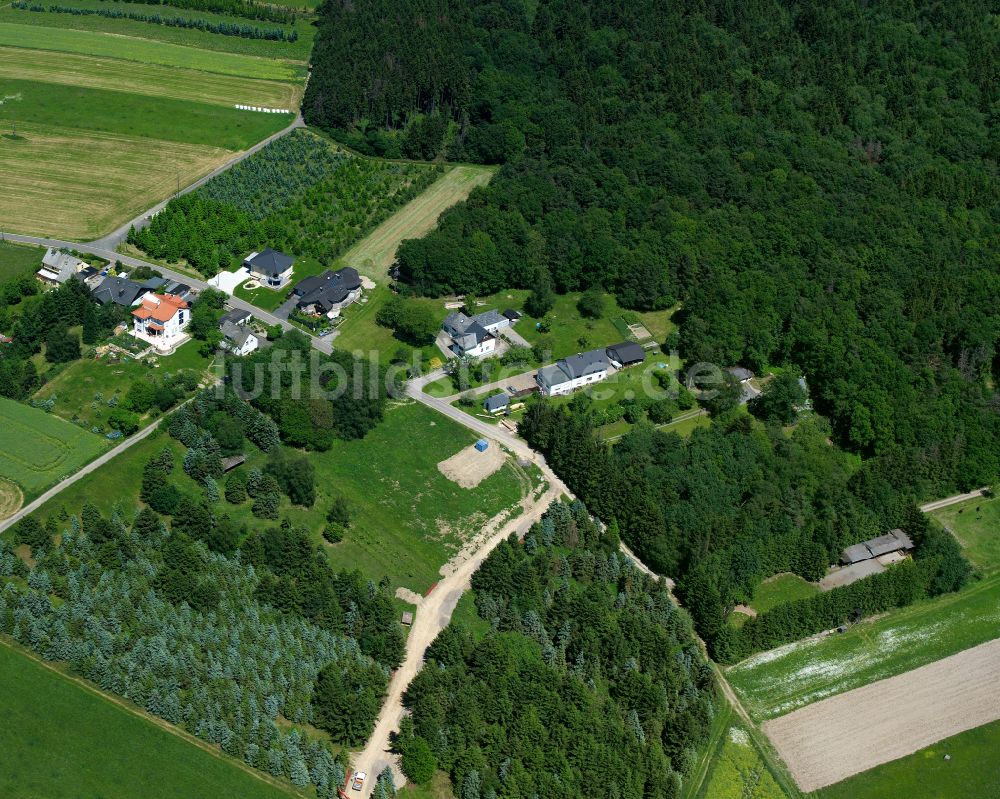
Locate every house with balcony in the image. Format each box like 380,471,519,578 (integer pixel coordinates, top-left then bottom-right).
244,248,294,288
131,293,190,350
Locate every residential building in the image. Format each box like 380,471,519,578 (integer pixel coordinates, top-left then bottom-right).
442,309,510,358
37,248,87,285
606,341,646,368
291,267,363,318
92,275,146,307
536,348,612,396
131,293,190,348
484,392,509,413
244,248,294,288
219,315,259,356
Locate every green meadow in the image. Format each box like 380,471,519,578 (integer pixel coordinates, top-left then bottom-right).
0,3,314,62
750,573,820,614
0,398,107,500
930,490,1000,575
2,79,290,150
0,21,301,79
0,241,42,283
29,401,539,594
0,641,299,799
815,718,1000,799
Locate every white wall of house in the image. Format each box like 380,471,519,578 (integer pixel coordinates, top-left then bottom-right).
540,369,609,397
230,333,258,356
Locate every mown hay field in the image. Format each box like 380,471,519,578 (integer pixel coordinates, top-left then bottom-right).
0,123,232,239
0,398,106,499
0,46,300,109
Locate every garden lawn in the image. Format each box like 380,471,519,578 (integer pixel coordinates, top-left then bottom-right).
727,573,1000,721
0,398,107,500
0,46,300,109
930,491,1000,575
33,357,155,431
0,6,313,63
0,22,302,79
813,718,1000,799
334,285,448,366
2,80,290,149
0,641,298,799
750,573,820,615
0,241,42,283
233,259,326,311
158,339,214,372
501,291,666,360
0,123,231,240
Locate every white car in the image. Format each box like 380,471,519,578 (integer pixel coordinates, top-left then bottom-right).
352,771,367,791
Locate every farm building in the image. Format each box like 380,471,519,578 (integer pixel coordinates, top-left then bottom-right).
606,341,646,368
244,248,294,288
536,348,612,396
484,392,509,413
841,529,915,565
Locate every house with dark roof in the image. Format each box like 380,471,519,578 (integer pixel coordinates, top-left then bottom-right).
220,320,258,356
606,341,646,368
291,267,363,318
244,248,294,288
92,275,146,307
484,392,509,413
442,309,510,358
536,348,612,396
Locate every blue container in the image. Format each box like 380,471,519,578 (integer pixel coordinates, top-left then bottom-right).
475,439,489,452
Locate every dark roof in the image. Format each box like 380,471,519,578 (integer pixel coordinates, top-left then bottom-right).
484,392,509,411
502,309,521,320
221,320,254,349
163,281,191,297
841,529,915,563
561,349,611,379
140,277,167,290
606,341,645,366
246,248,293,277
728,366,755,381
92,275,145,306
293,267,362,311
220,308,252,326
221,454,246,472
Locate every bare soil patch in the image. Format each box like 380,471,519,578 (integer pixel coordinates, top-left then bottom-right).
763,638,1000,792
0,478,23,521
437,444,505,489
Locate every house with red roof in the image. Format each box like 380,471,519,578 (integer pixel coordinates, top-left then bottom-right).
131,293,190,350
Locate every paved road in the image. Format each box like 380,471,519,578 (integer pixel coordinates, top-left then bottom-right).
0,415,163,535
919,487,990,513
88,113,305,251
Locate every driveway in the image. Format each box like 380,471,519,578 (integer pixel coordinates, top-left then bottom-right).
273,295,299,321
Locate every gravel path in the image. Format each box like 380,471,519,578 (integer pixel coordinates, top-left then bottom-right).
763,637,1000,792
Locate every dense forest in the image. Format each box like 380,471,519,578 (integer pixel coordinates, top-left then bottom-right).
305,0,999,498
519,403,971,659
401,501,716,799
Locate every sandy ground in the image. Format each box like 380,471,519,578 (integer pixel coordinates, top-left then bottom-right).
438,444,505,488
763,638,1000,792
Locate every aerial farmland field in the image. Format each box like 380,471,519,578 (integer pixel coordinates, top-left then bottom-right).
0,397,107,503
0,641,298,799
0,0,308,240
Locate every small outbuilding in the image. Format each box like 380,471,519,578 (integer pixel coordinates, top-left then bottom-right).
221,454,247,472
502,309,521,322
400,612,414,626
484,393,509,414
474,439,489,452
728,366,755,382
606,341,646,368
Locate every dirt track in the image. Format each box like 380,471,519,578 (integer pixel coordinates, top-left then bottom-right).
763,638,1000,792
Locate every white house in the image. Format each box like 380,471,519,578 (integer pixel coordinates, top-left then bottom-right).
37,248,87,285
536,349,612,396
244,248,294,288
218,309,259,355
442,309,511,358
131,293,190,349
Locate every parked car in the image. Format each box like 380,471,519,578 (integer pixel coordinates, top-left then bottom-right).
352,771,366,791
